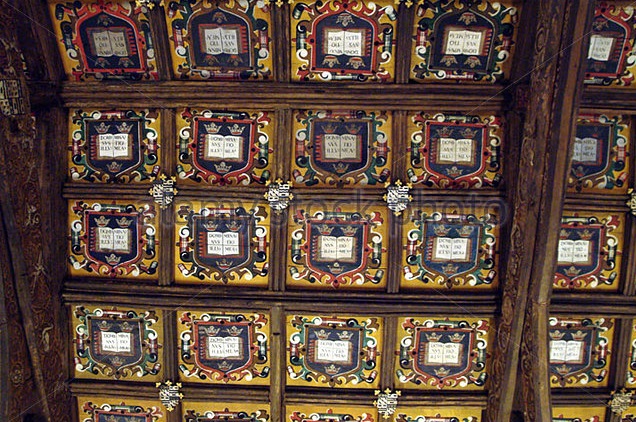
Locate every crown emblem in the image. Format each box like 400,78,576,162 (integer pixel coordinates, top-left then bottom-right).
592,18,609,31
94,215,111,227
434,367,450,377
425,332,442,342
564,266,582,277
578,229,594,240
332,162,351,174
340,226,358,236
105,416,118,422
337,330,354,341
324,363,341,375
203,220,219,231
225,326,244,336
204,122,221,134
549,330,566,341
105,253,121,265
315,329,331,340
116,122,133,134
107,161,122,173
214,161,232,174
202,325,221,336
460,128,477,139
436,126,453,138
212,11,227,23
457,225,474,237
119,321,134,332
228,124,245,136
570,330,588,341
335,12,354,27
217,361,233,371
226,220,242,232
97,320,112,331
444,166,464,178
458,11,476,25
216,259,233,271
95,122,111,134
322,123,338,134
464,57,482,68
442,263,459,275
559,229,570,239
110,356,124,367
328,262,344,274
317,224,334,236
433,224,451,236
441,55,459,66
345,124,361,134
116,217,133,228
449,333,466,343
555,364,572,376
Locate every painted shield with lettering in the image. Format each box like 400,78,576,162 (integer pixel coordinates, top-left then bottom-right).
306,218,369,280
87,315,144,372
192,116,257,180
420,221,482,278
571,123,611,180
192,214,254,273
308,118,373,178
548,326,597,379
304,324,363,377
85,210,142,268
555,225,603,280
423,122,486,181
96,410,149,422
84,118,144,178
193,320,254,378
413,327,475,381
586,13,630,78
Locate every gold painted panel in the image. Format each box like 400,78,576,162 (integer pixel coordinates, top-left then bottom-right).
290,0,397,82
395,316,493,390
71,305,163,381
164,0,273,80
68,109,161,183
286,314,382,388
286,202,388,290
176,108,274,186
177,309,270,385
396,407,484,421
553,211,625,291
400,204,500,290
552,406,605,421
77,396,165,421
174,200,270,286
549,316,614,388
620,407,636,421
626,319,636,385
291,110,392,188
287,405,378,421
182,400,271,421
68,200,159,279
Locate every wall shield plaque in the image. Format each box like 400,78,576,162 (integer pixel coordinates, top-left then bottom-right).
289,408,375,422
80,399,164,422
73,306,161,380
287,315,381,388
179,312,269,384
548,317,613,388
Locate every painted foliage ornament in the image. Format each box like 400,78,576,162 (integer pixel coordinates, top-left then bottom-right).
374,388,400,419
609,389,633,415
384,180,412,215
150,174,178,210
157,380,183,411
265,179,293,212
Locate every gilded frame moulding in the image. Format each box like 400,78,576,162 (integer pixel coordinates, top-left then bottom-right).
48,0,159,80
177,310,270,385
69,109,161,183
72,305,163,381
174,201,270,286
286,314,382,388
548,316,614,388
68,200,159,279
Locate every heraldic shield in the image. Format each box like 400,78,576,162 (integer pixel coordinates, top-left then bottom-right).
413,327,475,382
571,123,612,179
86,315,144,374
85,118,143,179
304,324,363,378
306,217,369,281
192,212,254,274
193,320,254,379
308,118,373,177
549,325,597,381
192,116,256,180
556,224,603,281
424,122,485,181
94,408,150,422
421,220,482,278
86,210,141,268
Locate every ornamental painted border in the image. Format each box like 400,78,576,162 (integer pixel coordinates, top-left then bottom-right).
291,0,397,82
73,306,162,380
289,407,376,421
411,0,519,83
185,408,270,421
548,316,613,388
175,203,270,285
69,109,160,183
287,206,387,289
402,210,499,289
176,108,273,186
407,112,503,188
567,114,630,194
626,319,636,385
48,0,158,80
395,409,482,422
80,399,164,422
69,200,158,278
178,311,270,384
165,0,273,80
292,110,391,188
287,315,381,388
396,317,490,390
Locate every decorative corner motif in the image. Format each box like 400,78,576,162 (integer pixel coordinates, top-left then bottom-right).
609,389,633,415
135,0,163,9
149,174,177,209
374,388,400,419
383,180,412,215
265,179,292,213
157,380,183,411
628,188,636,216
